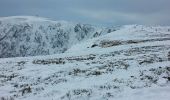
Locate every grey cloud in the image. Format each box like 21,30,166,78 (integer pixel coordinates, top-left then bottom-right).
0,0,170,26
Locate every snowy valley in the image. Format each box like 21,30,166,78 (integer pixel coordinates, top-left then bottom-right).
0,16,170,100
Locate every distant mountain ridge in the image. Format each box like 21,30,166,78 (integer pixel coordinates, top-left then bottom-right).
0,16,118,58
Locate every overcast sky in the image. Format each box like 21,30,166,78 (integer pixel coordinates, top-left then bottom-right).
0,0,170,26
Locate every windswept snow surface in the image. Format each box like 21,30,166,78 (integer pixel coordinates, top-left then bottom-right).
0,23,170,100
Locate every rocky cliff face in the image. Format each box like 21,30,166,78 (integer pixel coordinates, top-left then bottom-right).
0,16,118,58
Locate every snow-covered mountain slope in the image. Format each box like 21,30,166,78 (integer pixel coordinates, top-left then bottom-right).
0,16,119,58
0,25,170,100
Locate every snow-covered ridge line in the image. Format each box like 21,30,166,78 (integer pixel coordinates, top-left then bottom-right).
0,16,119,58
0,16,51,21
